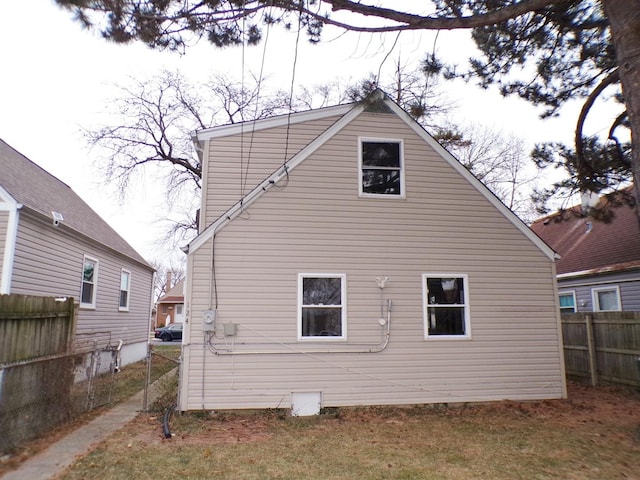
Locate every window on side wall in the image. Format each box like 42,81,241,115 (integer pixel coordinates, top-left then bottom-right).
592,286,621,312
119,269,131,311
299,274,346,340
424,274,470,338
559,291,577,314
80,256,98,309
359,139,404,197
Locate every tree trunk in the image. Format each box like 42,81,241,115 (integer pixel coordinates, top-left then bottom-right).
604,0,640,222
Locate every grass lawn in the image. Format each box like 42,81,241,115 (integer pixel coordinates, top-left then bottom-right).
58,381,640,480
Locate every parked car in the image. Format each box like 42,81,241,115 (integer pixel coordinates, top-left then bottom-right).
154,323,183,342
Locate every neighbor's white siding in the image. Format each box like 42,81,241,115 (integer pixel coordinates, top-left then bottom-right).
181,110,565,411
10,212,153,350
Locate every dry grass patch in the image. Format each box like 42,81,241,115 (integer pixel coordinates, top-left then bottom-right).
58,382,640,480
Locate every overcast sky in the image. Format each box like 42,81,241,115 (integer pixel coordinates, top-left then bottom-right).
0,1,586,266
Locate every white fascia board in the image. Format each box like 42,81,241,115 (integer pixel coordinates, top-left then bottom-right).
194,103,355,142
187,103,367,254
382,99,558,262
558,261,640,280
0,186,20,294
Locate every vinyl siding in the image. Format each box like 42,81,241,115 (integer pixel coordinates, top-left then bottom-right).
202,114,344,225
181,110,565,411
559,270,640,312
10,213,153,348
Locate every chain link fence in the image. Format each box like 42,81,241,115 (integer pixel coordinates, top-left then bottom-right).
0,342,180,455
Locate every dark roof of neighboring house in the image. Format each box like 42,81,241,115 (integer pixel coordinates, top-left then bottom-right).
530,189,640,276
157,279,184,304
0,138,152,269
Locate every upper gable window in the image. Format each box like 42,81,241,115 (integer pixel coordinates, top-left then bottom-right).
80,256,98,309
359,139,404,197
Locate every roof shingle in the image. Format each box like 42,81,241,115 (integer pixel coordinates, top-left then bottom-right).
530,190,640,275
0,138,151,268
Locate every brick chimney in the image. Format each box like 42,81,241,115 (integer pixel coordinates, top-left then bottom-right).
166,271,172,293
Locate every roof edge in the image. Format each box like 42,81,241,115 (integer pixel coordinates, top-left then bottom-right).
194,103,356,142
557,260,640,279
187,101,367,254
381,99,558,262
21,206,155,271
188,91,556,262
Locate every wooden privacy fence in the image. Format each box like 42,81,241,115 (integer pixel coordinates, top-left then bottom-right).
562,312,640,388
0,294,76,363
0,294,77,453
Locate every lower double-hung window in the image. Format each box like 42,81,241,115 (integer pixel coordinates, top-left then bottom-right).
424,274,470,338
299,274,346,340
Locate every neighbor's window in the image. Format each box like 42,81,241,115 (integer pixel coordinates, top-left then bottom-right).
299,274,346,340
559,291,577,314
359,139,404,196
592,286,621,312
119,269,131,311
424,274,470,338
80,256,98,308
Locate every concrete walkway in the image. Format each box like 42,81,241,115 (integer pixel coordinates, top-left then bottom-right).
1,369,176,480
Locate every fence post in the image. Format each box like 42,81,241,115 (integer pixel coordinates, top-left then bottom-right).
585,314,598,386
143,344,152,412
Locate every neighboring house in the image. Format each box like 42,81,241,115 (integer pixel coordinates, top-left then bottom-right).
530,189,640,313
0,139,155,366
156,278,185,328
178,91,566,414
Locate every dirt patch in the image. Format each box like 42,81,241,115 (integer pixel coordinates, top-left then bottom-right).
127,411,276,446
122,382,640,449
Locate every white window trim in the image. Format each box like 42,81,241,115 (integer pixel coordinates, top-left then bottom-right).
358,137,406,199
80,255,99,309
591,285,621,312
423,273,471,340
298,273,347,341
558,290,577,313
119,269,131,312
0,187,19,294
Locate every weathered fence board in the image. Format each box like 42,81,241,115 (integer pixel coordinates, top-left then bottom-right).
0,294,76,364
562,312,640,388
0,294,78,452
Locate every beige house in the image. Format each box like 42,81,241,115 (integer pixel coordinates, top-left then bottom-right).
178,91,566,414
